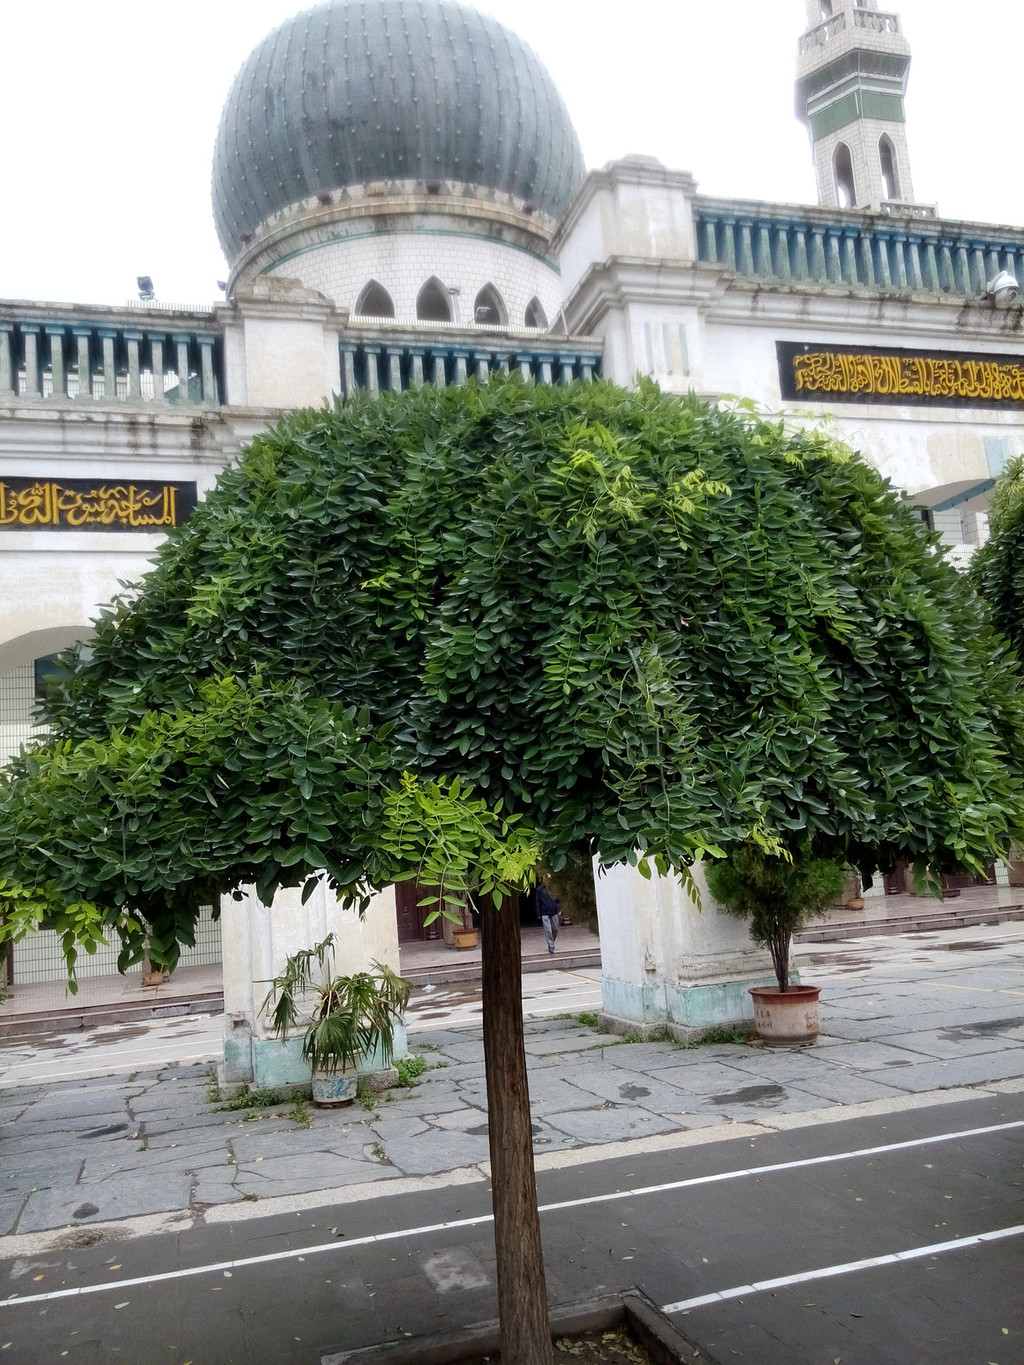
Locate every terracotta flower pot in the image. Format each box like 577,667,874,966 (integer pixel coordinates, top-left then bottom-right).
748,985,821,1047
452,928,479,950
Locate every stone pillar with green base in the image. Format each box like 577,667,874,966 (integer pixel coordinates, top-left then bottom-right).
219,878,406,1093
595,861,779,1040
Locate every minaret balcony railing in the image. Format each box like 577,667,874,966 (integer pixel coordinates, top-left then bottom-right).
799,11,847,53
339,333,602,397
853,8,901,35
0,312,224,407
799,8,900,54
695,200,1024,302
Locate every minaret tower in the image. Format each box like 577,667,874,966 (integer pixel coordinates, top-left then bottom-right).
796,0,917,212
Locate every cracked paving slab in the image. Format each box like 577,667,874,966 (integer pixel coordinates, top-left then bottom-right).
16,1171,193,1234
377,1125,491,1175
543,1104,684,1144
228,1124,372,1162
231,1151,400,1196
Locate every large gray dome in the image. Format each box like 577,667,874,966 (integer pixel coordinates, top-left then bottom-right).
212,0,585,261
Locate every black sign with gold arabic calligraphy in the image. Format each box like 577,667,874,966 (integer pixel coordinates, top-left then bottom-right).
777,341,1024,409
0,479,198,531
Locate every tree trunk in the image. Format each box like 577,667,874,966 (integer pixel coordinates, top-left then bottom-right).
481,894,552,1364
769,921,790,992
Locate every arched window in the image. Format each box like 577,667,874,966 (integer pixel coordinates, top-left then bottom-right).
524,297,548,329
416,278,453,323
819,0,833,16
355,280,395,318
473,284,507,326
833,142,856,208
879,135,900,200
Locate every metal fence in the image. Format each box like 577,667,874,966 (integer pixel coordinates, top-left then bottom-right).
9,905,222,984
0,662,43,767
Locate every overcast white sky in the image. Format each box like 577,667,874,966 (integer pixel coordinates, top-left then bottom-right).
1,0,1018,307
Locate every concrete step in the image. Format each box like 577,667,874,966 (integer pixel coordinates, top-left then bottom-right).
0,991,224,1039
403,948,602,987
797,901,1024,943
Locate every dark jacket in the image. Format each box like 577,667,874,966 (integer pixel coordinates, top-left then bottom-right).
536,884,560,919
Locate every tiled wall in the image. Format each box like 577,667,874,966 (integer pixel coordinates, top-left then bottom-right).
266,231,562,328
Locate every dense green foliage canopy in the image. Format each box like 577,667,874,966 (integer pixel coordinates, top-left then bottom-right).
971,455,1024,662
2,378,1023,971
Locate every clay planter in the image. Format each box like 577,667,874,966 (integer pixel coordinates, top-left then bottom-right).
749,985,821,1047
311,1066,357,1107
451,928,479,951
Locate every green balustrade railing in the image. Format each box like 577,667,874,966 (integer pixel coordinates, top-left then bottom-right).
0,310,224,406
694,199,1024,300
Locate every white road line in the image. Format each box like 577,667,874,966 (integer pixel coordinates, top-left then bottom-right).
536,1119,1024,1215
0,1213,497,1307
2,1118,1020,1309
662,1224,1024,1314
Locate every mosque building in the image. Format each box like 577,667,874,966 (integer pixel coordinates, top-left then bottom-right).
2,0,1022,1069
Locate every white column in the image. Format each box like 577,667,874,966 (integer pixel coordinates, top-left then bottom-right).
596,862,775,1038
21,326,40,397
124,329,143,401
220,878,404,1089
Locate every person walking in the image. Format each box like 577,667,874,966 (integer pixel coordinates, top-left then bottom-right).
536,874,560,955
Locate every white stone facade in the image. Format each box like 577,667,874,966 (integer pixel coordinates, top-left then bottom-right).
0,402,238,672
595,862,776,1039
221,881,403,1089
554,158,1024,510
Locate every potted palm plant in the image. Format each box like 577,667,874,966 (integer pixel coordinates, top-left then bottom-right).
705,846,847,1046
260,934,411,1105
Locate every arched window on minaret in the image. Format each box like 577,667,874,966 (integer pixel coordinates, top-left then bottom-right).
819,0,833,17
879,135,901,201
833,143,856,208
525,297,548,329
355,280,395,319
416,277,453,323
473,284,507,326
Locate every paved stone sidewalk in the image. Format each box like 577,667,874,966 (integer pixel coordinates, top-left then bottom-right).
1,924,1022,1242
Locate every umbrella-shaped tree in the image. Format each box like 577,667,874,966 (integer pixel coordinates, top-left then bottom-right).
2,378,1023,1363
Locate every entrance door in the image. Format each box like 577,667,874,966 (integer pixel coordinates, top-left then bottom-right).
394,881,444,944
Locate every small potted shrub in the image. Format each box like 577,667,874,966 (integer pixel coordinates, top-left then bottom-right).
705,846,847,1046
260,934,411,1105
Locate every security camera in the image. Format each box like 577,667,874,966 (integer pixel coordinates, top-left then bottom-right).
987,270,1020,307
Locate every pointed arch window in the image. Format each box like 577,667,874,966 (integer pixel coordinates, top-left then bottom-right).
524,297,548,329
473,284,507,326
833,142,856,208
416,278,453,323
879,135,901,200
819,0,833,16
355,280,395,318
